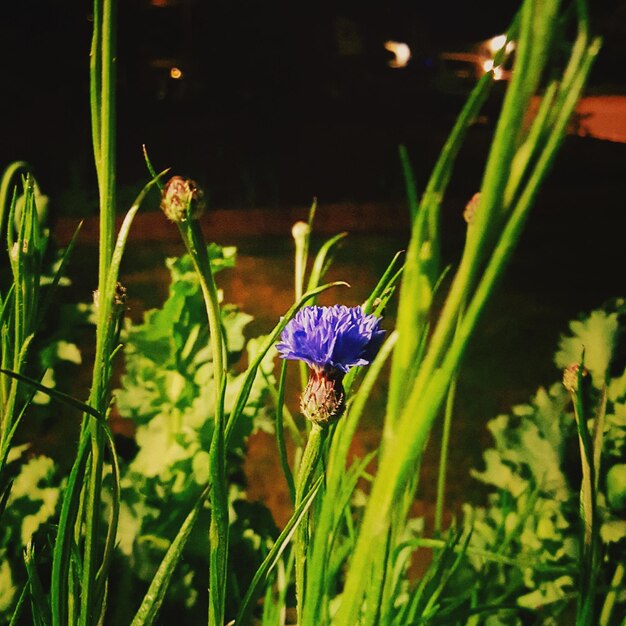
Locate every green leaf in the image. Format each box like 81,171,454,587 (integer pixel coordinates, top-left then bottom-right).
555,308,619,388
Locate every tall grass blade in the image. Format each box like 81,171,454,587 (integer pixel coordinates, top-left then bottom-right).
130,487,210,626
24,542,51,626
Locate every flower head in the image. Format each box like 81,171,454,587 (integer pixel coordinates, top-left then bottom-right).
277,305,384,425
160,176,205,222
276,305,385,374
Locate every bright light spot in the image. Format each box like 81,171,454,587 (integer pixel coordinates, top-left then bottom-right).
384,41,411,68
170,67,183,80
487,34,507,54
482,59,504,81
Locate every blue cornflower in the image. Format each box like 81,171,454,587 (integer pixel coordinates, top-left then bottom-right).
276,305,385,425
276,305,385,373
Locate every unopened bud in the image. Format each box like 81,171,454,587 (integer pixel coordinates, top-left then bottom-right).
563,362,588,393
292,221,310,242
160,176,205,223
464,192,481,225
300,369,345,426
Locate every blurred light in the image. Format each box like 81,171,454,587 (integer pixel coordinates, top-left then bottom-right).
170,67,183,80
384,41,411,68
485,35,515,57
482,59,504,81
151,0,170,7
487,34,507,54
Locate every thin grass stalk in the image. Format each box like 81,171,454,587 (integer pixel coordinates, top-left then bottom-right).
77,0,117,621
434,370,458,536
173,219,228,626
398,145,419,224
599,562,624,626
389,11,536,427
8,582,28,626
275,360,296,505
294,203,315,392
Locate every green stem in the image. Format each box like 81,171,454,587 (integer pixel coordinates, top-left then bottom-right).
77,0,117,622
295,423,326,624
176,220,228,626
434,377,457,536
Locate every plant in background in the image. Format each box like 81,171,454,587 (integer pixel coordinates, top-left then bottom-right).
110,245,278,621
457,300,626,625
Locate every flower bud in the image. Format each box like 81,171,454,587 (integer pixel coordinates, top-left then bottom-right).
463,192,481,225
301,369,345,426
160,176,205,223
291,220,310,242
562,362,588,393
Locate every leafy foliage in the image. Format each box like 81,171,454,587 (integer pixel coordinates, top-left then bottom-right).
459,299,626,624
0,449,62,617
112,245,278,619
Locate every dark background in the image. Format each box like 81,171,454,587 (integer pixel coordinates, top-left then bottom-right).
2,0,625,214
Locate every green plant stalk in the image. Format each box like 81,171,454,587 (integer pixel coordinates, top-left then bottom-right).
398,145,419,224
569,366,602,626
175,219,228,626
386,9,532,433
275,360,296,504
76,0,118,622
294,205,314,392
434,377,457,537
77,175,158,624
295,423,327,624
335,21,599,625
303,333,396,625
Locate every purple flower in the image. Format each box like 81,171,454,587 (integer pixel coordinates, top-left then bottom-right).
276,305,385,425
276,305,385,374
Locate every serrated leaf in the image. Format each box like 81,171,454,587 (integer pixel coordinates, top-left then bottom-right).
555,309,618,387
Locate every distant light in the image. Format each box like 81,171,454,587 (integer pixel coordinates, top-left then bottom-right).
384,41,411,69
482,59,504,81
170,67,183,80
485,34,515,57
151,0,169,7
